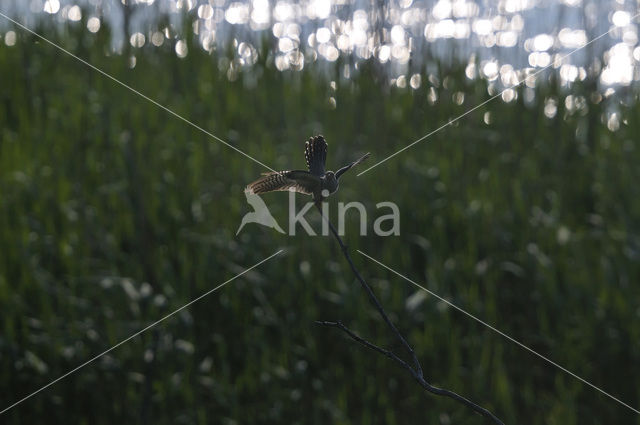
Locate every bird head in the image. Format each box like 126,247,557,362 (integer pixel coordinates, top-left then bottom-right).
324,171,339,193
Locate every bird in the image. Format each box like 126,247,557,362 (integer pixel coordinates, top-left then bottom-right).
236,190,285,235
246,135,370,201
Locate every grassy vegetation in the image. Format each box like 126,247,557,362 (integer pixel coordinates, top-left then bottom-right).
1,21,639,424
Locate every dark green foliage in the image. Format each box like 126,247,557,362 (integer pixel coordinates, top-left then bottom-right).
1,23,639,425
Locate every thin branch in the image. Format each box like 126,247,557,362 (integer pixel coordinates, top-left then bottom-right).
314,202,422,377
314,203,504,425
315,320,416,375
316,320,505,424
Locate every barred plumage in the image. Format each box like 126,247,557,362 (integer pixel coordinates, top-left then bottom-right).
245,135,370,200
305,136,327,176
246,171,318,195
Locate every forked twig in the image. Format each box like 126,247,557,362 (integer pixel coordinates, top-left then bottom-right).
314,203,504,425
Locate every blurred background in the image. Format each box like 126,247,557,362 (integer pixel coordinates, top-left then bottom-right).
1,0,640,423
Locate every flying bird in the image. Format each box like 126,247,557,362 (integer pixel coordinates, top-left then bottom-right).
246,135,370,201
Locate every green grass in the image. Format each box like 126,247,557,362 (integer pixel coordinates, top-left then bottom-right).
1,22,640,424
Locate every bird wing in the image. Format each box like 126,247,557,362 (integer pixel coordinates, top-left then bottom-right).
335,152,371,179
304,135,328,176
246,170,320,196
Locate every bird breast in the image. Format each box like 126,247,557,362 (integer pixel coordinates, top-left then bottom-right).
322,176,339,194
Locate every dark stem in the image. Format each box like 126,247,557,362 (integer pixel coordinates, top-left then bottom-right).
314,203,504,425
314,203,422,376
